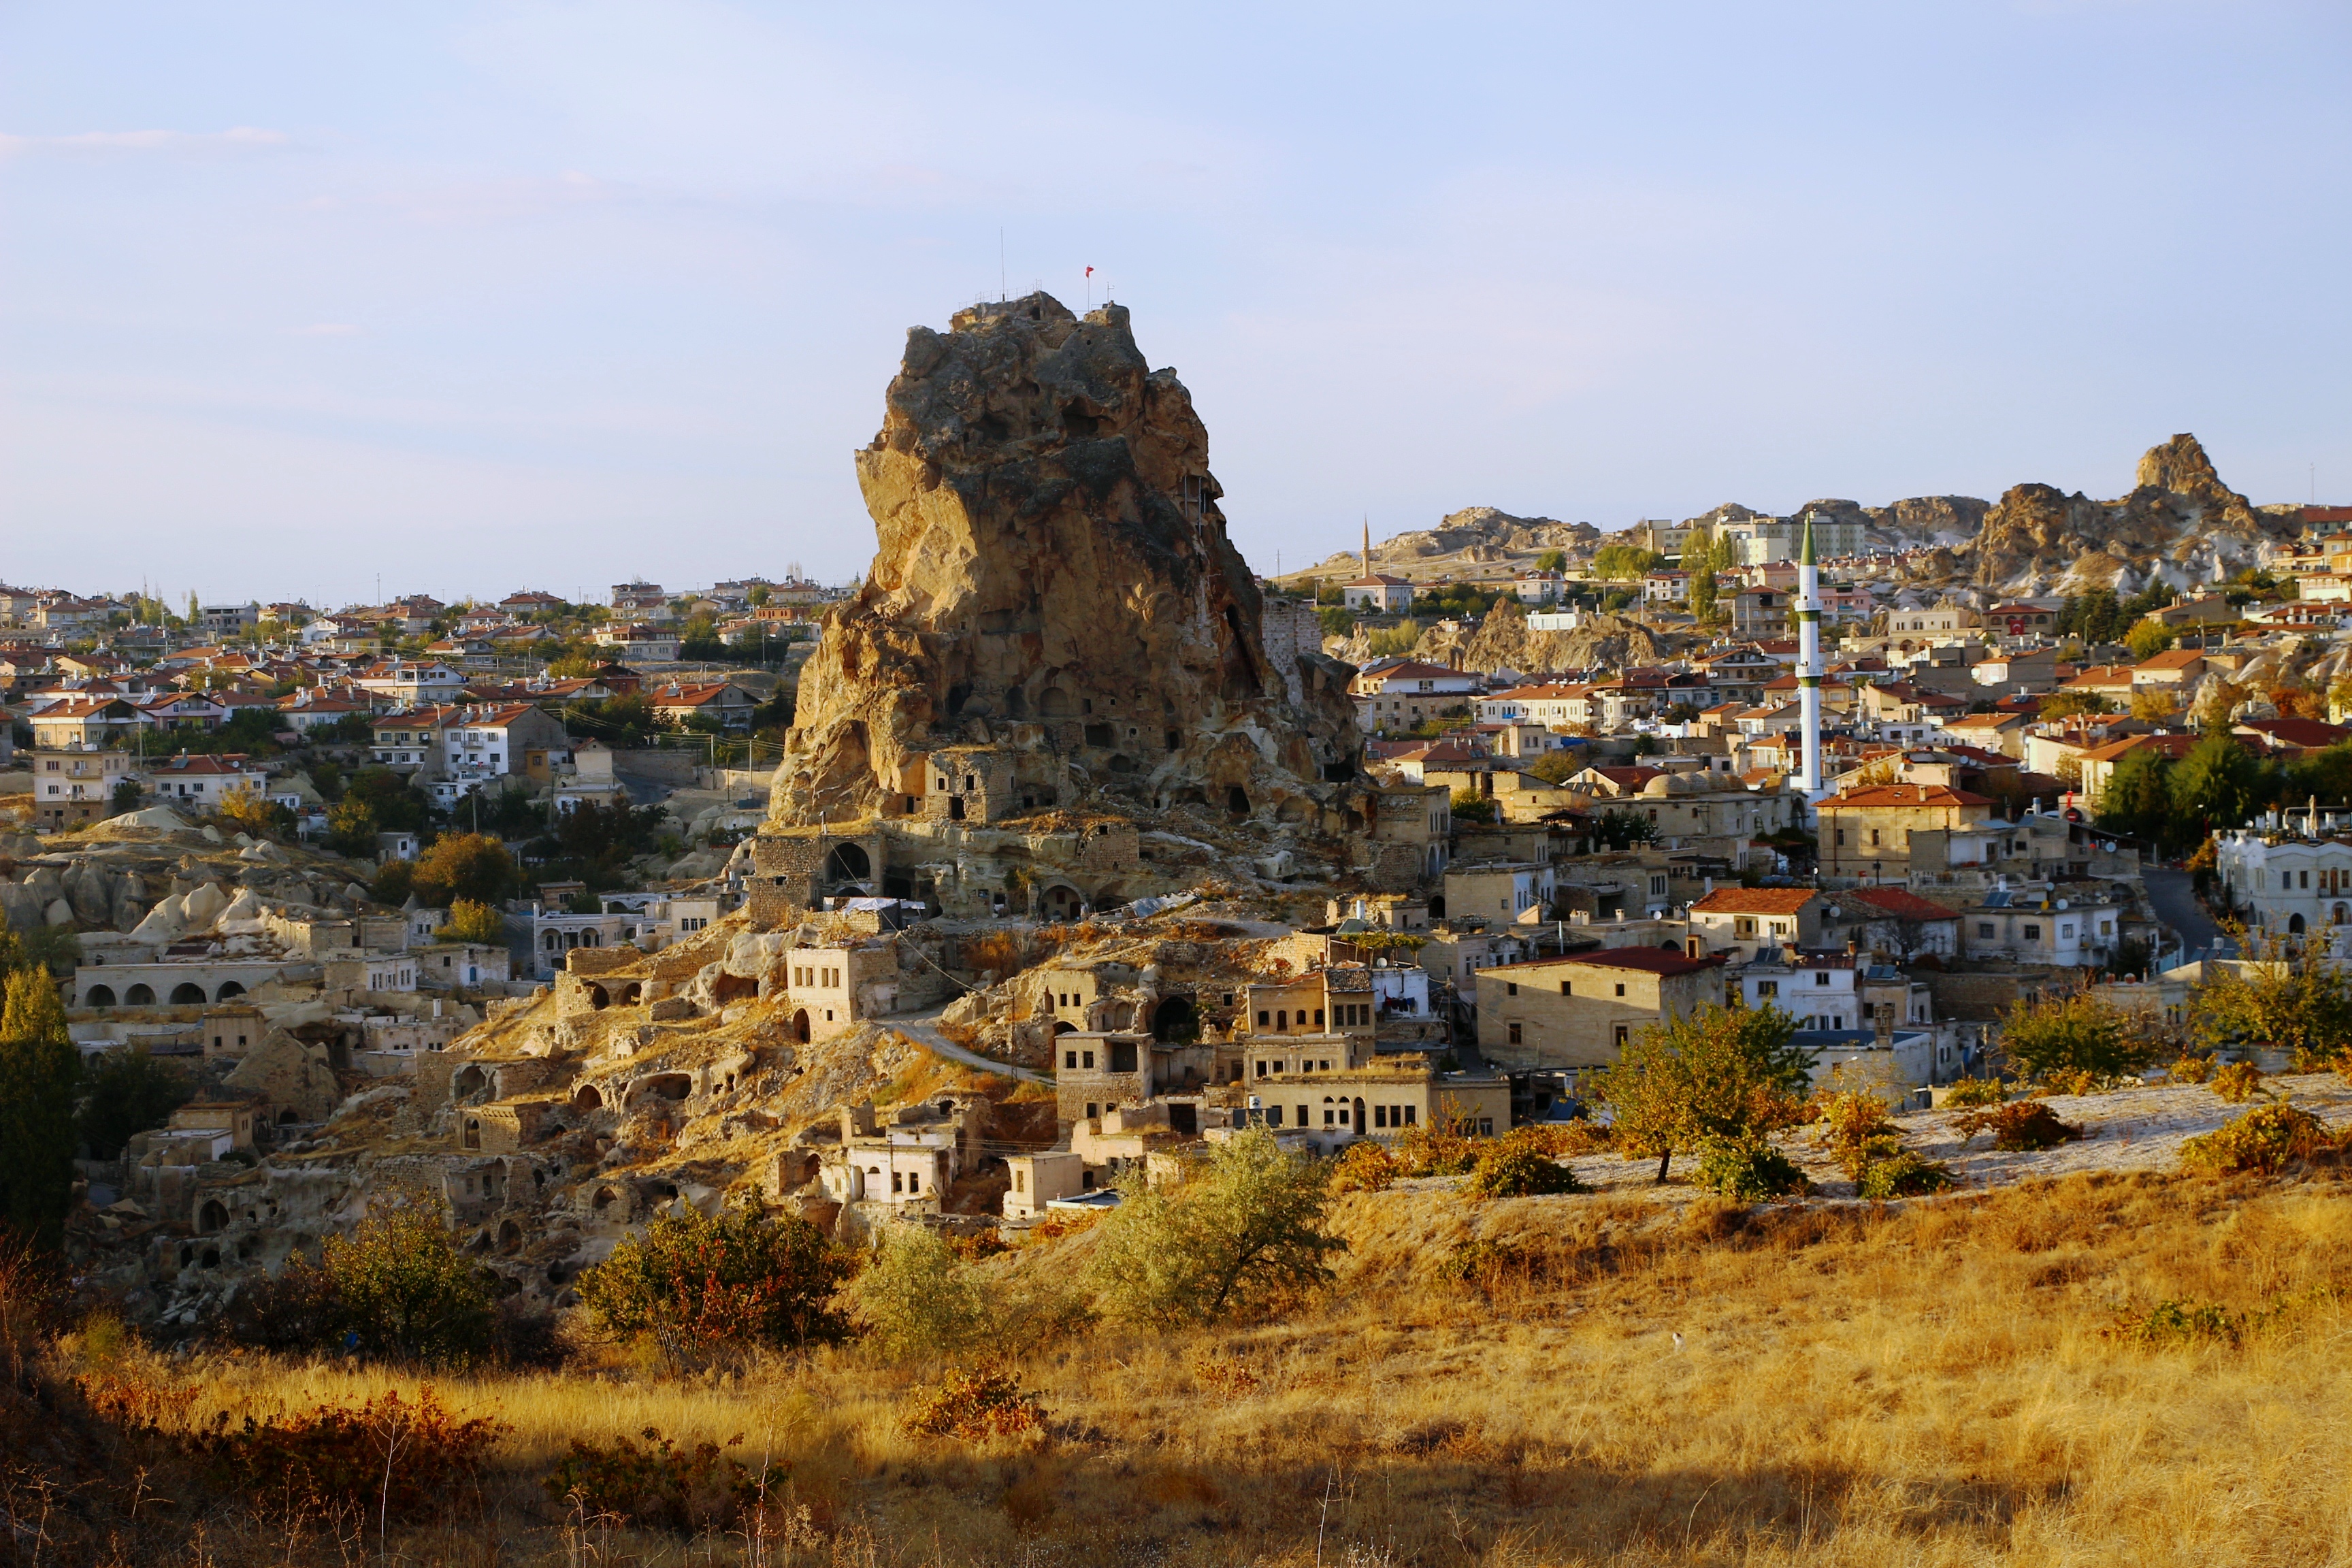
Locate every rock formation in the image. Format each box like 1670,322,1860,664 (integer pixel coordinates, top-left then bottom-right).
1965,434,2288,594
1299,506,1597,579
767,293,1361,835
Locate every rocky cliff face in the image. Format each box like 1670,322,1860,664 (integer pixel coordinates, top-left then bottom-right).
1301,506,1597,576
768,293,1361,828
1965,434,2287,595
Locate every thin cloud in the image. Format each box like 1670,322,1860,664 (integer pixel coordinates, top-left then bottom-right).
0,127,288,157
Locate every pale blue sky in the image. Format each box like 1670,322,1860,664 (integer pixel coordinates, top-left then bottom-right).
3,2,2347,606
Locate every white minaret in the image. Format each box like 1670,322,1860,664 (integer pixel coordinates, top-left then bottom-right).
1795,510,1825,796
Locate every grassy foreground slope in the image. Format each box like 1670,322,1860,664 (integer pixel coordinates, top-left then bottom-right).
13,1166,2351,1567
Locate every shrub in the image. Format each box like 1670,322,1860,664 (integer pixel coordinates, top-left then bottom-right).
2106,1298,2241,1349
2180,1102,2338,1175
849,1225,996,1362
411,833,519,908
1190,1354,1262,1401
1997,990,2154,1084
323,1201,497,1367
76,1043,189,1160
1592,1003,1812,1183
1957,1101,2083,1152
1693,1138,1811,1201
1464,1143,1586,1200
1326,1139,1401,1194
1942,1076,2005,1107
1857,1151,1955,1199
1814,1091,1899,1180
2034,1067,2106,1098
1086,1130,1345,1328
578,1196,851,1360
1390,1125,1480,1177
442,898,505,945
2168,1054,2216,1085
903,1367,1047,1440
186,1386,504,1527
1434,1237,1542,1290
2212,1060,2265,1103
542,1427,764,1533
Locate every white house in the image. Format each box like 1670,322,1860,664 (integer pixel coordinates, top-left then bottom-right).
2215,826,2352,936
142,753,269,807
1341,574,1414,612
1513,570,1564,604
1352,659,1482,733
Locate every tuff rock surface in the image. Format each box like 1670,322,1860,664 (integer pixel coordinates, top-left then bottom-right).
768,293,1360,828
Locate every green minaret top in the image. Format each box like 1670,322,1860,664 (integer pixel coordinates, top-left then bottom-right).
1799,510,1817,568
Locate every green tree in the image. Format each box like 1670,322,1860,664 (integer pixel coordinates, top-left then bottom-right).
2170,734,2260,836
441,898,506,945
2040,690,2114,721
1526,751,1582,785
325,796,379,857
849,1225,996,1361
2095,746,2176,848
1591,807,1659,850
1450,788,1497,825
577,1196,851,1360
77,1045,189,1160
109,778,142,816
1087,1128,1347,1328
1590,1003,1812,1183
2189,923,2352,1064
1995,989,2156,1085
345,766,427,834
0,969,80,1248
1590,544,1664,582
1685,532,1719,621
1534,549,1567,573
410,833,520,908
2125,618,2176,660
323,1197,497,1366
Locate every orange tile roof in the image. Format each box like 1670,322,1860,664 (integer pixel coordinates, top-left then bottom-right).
1823,785,1995,808
1690,889,1823,915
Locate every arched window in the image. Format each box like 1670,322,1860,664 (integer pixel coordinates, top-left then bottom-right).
2290,913,2307,934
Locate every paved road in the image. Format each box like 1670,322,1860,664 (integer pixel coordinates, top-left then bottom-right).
2143,867,2225,961
878,1004,1054,1085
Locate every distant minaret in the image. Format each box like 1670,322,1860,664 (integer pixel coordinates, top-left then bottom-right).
1362,518,1372,579
1796,511,1825,797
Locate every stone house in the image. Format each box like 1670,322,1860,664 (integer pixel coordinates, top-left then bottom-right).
1817,784,1999,882
1443,860,1557,924
1819,885,1962,962
781,941,898,1043
1243,1056,1512,1147
1475,948,1725,1071
1003,1150,1088,1219
1686,888,1827,964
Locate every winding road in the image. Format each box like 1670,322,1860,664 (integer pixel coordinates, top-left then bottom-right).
2142,867,2225,962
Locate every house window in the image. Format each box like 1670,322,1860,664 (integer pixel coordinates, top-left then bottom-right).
1614,983,1625,996
1977,922,1995,938
1082,1051,1096,1069
1814,973,1830,986
1614,1025,1629,1047
1506,982,1518,996
2023,924,2040,939
1508,1022,1522,1045
1560,981,1572,996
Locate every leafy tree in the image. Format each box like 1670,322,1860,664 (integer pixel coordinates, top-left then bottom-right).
1534,549,1567,573
2170,734,2260,834
325,796,380,858
2095,746,2178,851
1450,788,1498,825
1684,532,1719,621
577,1196,851,1360
1526,751,1582,785
2190,923,2352,1064
109,778,142,815
1087,1128,1347,1328
372,859,415,905
321,1197,497,1365
2128,689,2176,722
410,833,519,909
841,1224,1094,1363
1590,544,1663,582
1995,989,2156,1085
2040,690,2114,721
1316,604,1356,638
77,1045,189,1160
1591,807,1659,850
1363,623,1421,657
441,899,506,945
1590,1002,1812,1183
216,787,296,840
0,969,80,1248
346,766,428,833
2125,618,2176,660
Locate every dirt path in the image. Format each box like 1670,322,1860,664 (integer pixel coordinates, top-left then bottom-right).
878,1003,1053,1085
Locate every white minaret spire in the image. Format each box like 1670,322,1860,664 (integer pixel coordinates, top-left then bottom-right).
1795,510,1825,797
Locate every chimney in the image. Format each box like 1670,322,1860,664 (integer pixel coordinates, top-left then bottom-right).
1874,1002,1894,1047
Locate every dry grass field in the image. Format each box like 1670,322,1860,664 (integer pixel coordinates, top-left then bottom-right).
13,1160,2352,1567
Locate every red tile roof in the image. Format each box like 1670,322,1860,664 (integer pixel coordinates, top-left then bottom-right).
1690,889,1823,915
1843,887,1961,923
1486,948,1722,977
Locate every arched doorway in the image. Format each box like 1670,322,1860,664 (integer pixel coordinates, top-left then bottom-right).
791,1009,811,1043
197,1199,229,1235
712,973,758,1006
571,1084,603,1111
2290,913,2307,934
1152,995,1199,1043
125,984,154,1005
169,983,206,1004
587,983,610,1009
84,984,116,1008
1042,883,1084,921
453,1064,488,1098
497,1220,522,1255
630,1073,692,1109
215,981,245,1000
618,981,642,1004
824,842,871,889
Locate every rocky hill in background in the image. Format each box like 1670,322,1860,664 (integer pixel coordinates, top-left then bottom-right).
1300,506,1598,578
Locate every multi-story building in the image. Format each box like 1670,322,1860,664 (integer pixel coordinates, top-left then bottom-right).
29,745,133,828
1475,948,1724,1072
2214,827,2352,936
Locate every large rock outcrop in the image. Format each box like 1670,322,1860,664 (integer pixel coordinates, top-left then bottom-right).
768,293,1361,830
1965,434,2286,594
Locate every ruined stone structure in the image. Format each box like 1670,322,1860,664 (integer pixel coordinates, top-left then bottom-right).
760,293,1364,913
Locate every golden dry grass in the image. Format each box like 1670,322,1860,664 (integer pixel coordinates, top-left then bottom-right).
33,1169,2352,1566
